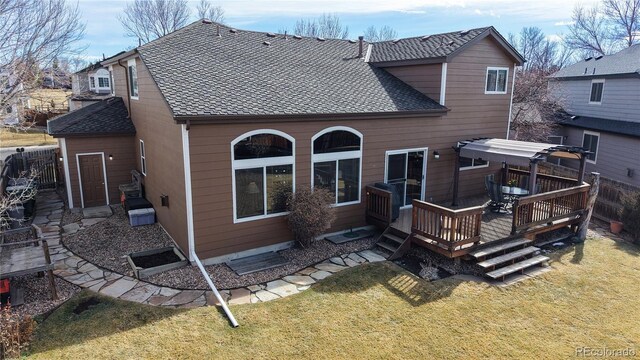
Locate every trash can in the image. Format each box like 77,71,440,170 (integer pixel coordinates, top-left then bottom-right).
374,182,401,221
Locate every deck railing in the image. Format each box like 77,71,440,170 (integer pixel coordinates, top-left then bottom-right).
507,168,578,193
365,186,393,227
512,183,590,233
411,200,483,256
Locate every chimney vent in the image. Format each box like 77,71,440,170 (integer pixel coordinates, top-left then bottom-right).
358,36,364,58
284,31,288,40
216,25,221,37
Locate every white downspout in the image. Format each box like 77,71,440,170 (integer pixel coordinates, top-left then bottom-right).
182,124,239,328
506,63,517,139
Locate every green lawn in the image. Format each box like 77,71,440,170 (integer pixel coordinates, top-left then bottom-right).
27,235,640,359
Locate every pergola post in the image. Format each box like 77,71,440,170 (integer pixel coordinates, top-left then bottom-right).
528,159,539,195
577,154,587,184
452,147,461,206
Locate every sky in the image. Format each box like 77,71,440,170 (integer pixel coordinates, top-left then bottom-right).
76,0,599,62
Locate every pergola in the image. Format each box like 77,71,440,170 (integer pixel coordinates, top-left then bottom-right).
452,138,591,206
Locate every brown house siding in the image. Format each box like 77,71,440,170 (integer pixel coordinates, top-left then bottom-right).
384,63,443,102
189,115,498,260
111,57,189,253
65,136,136,207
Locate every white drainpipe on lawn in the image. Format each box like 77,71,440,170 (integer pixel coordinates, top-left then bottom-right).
191,251,239,328
182,123,239,328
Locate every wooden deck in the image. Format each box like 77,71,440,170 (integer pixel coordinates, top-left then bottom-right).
390,201,513,245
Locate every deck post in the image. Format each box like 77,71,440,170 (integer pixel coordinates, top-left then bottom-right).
452,147,461,206
577,155,587,184
576,172,600,243
528,159,539,195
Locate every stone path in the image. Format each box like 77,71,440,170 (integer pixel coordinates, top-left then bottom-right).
33,190,387,309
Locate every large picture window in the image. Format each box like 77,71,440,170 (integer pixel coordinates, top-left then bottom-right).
312,127,362,205
232,130,294,222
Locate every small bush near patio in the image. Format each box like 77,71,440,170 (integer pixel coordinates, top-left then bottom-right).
621,191,640,243
287,186,335,248
0,307,35,359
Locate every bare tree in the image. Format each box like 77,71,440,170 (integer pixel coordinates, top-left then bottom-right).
0,170,38,229
509,27,574,72
118,0,191,43
196,0,225,23
0,0,85,129
294,13,349,39
363,25,398,42
566,0,639,55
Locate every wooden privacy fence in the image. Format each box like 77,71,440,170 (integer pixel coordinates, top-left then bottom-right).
512,184,590,233
0,149,59,194
535,162,640,222
507,168,578,193
411,199,483,256
365,186,392,227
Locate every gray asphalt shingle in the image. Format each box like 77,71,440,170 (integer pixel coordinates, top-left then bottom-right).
556,113,640,138
137,21,446,117
47,97,135,136
551,44,640,78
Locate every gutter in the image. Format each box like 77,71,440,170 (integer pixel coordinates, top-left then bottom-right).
174,109,449,125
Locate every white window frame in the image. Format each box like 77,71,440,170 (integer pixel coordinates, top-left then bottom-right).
582,130,600,164
311,126,363,207
484,66,509,95
384,147,428,209
589,79,605,105
139,139,147,175
231,129,296,223
76,152,109,208
128,58,139,100
97,76,110,89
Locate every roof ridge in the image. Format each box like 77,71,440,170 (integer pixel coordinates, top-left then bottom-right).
371,26,491,44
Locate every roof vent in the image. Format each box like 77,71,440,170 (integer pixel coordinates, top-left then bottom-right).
266,32,276,37
448,40,455,46
595,55,603,60
284,31,288,40
348,39,357,44
460,29,470,36
229,28,237,33
216,25,221,37
263,41,271,46
202,19,212,24
317,37,325,41
421,35,431,41
571,115,577,120
392,39,401,44
585,56,592,61
584,67,588,74
293,35,302,40
592,68,596,74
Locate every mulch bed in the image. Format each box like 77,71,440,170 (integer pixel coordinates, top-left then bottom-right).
61,204,378,290
62,206,174,277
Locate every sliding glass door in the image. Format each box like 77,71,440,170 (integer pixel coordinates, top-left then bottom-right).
385,149,427,207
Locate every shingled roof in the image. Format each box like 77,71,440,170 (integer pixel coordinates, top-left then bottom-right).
368,26,524,66
47,97,135,137
551,44,640,79
556,113,640,138
134,21,448,118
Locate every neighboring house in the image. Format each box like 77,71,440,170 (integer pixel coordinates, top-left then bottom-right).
1,70,27,126
549,45,640,186
41,67,71,89
48,21,524,264
69,57,121,111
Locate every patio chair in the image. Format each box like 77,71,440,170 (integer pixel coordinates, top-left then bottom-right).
487,180,509,213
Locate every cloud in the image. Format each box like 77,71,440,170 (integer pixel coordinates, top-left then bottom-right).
554,21,575,26
474,9,500,18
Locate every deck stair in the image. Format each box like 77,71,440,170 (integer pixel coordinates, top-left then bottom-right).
470,238,550,281
375,227,411,260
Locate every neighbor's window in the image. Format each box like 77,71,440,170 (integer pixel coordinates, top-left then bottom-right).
312,127,362,205
582,131,599,163
139,139,147,175
89,77,95,88
460,157,488,170
128,59,138,98
98,77,109,88
232,130,294,222
485,67,508,94
589,79,604,104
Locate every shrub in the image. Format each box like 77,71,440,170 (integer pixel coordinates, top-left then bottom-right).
620,191,640,243
0,306,35,359
286,186,336,248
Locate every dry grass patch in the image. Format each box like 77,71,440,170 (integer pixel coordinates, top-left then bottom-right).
26,235,640,359
0,128,57,147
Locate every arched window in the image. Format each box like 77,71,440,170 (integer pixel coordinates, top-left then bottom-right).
312,127,362,205
232,130,295,222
